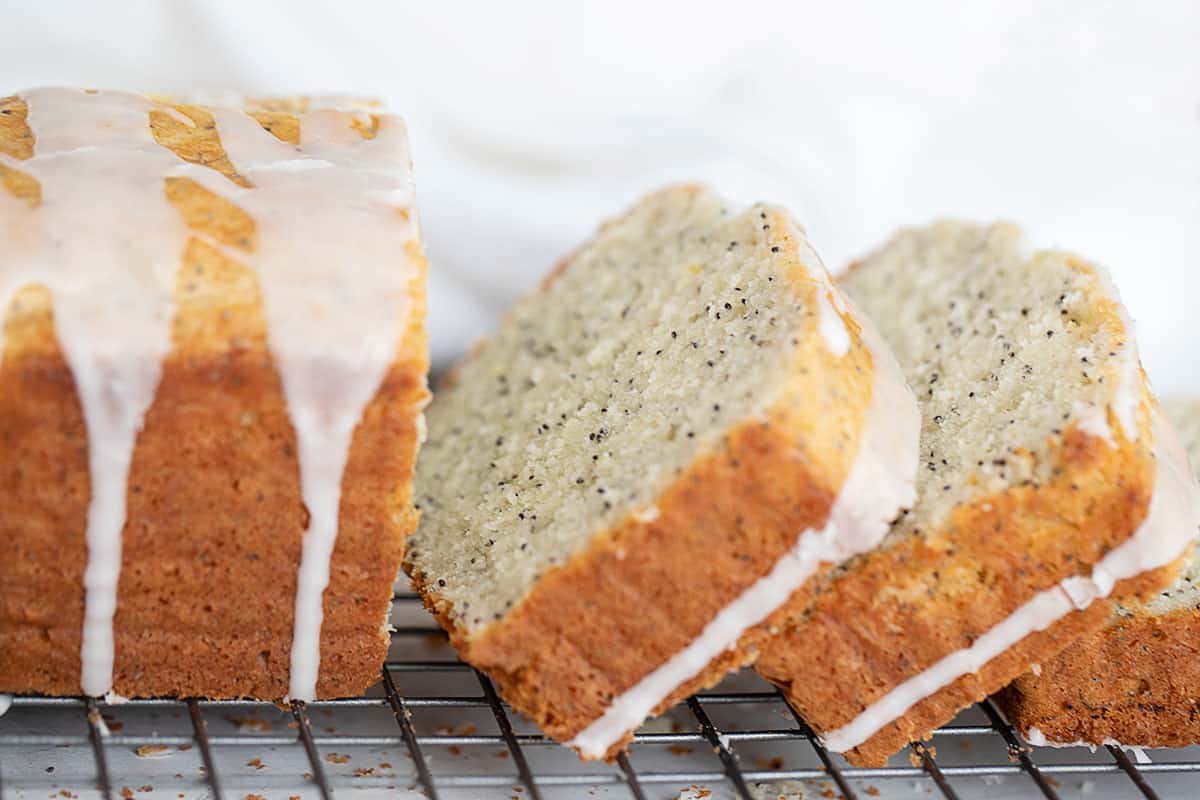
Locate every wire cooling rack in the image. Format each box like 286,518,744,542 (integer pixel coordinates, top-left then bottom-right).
3,592,1200,800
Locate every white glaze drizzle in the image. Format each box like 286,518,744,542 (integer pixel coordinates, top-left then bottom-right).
796,234,851,358
1023,726,1153,762
820,406,1200,753
175,108,418,700
632,505,660,524
816,286,851,358
0,89,420,699
1,89,188,696
1071,400,1114,446
567,262,920,758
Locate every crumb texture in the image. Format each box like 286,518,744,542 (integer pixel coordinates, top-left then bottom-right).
842,222,1136,540
410,187,823,634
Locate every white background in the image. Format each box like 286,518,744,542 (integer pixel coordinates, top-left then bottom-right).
2,4,1199,797
3,1,1198,386
4,1,1199,385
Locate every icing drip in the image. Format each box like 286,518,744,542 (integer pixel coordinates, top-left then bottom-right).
816,286,851,358
0,89,419,699
1,90,187,696
1024,726,1153,763
176,109,418,700
820,406,1200,753
1072,400,1114,446
567,271,920,758
796,233,851,358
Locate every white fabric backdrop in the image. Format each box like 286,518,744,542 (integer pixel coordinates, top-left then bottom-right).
3,0,1198,389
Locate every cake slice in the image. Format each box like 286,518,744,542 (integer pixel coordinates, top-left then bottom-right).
0,89,428,701
998,398,1200,747
405,185,920,759
754,221,1199,766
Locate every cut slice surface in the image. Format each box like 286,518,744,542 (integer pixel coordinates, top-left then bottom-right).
843,222,1138,537
406,185,919,758
412,189,805,628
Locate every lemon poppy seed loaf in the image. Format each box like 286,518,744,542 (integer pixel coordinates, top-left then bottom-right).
405,185,920,759
755,221,1199,767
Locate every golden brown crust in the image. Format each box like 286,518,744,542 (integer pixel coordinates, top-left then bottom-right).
0,164,39,207
0,285,88,695
248,111,301,145
0,248,424,700
408,207,878,757
318,242,427,698
163,177,256,250
0,96,34,159
149,105,250,187
997,596,1200,747
755,399,1170,766
0,96,39,207
0,98,428,700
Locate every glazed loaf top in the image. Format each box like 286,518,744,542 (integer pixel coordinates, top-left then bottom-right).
0,88,425,701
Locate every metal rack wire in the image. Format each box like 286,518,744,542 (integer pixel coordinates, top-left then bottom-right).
3,592,1199,799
